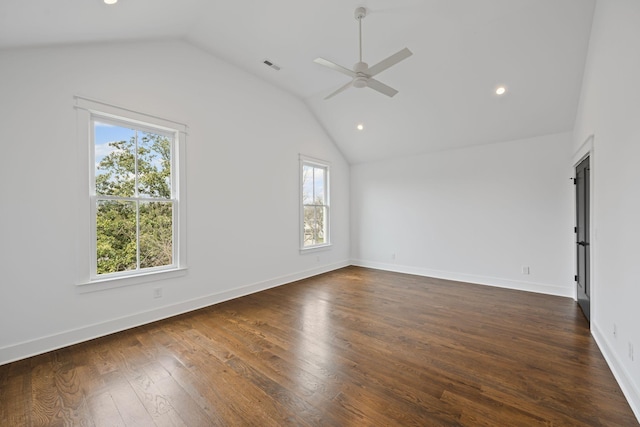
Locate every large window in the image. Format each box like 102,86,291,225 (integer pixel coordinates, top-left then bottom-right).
300,156,330,249
93,118,177,276
76,96,186,286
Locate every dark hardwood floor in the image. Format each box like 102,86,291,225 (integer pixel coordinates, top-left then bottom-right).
1,266,637,426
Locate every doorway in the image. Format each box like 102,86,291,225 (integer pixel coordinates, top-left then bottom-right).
575,156,590,322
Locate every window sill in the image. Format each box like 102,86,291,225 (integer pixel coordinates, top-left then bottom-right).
77,267,188,294
300,244,332,254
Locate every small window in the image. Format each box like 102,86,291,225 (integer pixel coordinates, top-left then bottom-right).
76,96,187,287
300,156,330,249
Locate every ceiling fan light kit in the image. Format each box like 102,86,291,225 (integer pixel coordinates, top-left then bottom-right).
314,7,412,100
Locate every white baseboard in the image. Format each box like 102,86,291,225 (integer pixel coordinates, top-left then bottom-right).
351,259,573,298
0,260,350,366
592,324,640,422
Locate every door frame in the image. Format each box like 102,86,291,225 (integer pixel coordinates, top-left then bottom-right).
572,134,595,325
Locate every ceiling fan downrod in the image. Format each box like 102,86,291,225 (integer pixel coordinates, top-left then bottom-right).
355,7,366,63
354,7,368,88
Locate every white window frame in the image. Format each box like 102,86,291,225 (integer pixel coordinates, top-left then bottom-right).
75,96,187,290
299,155,331,251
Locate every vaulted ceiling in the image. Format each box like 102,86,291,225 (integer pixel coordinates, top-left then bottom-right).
0,0,595,163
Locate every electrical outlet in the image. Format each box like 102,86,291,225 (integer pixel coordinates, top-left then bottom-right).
153,287,163,299
613,323,617,338
522,266,530,275
629,342,634,361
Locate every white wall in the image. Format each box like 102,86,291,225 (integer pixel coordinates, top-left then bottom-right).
0,40,350,364
351,132,574,297
572,0,640,417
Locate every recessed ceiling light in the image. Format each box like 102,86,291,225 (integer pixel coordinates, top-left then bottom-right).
496,86,507,95
104,0,118,4
356,124,364,131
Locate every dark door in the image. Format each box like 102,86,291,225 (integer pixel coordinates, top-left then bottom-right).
575,156,590,322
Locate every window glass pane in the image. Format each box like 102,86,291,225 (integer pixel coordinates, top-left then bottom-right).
303,205,316,246
303,205,326,247
319,206,327,243
95,122,136,197
315,206,326,244
96,200,137,274
313,167,325,204
137,132,172,199
302,165,314,205
139,201,173,268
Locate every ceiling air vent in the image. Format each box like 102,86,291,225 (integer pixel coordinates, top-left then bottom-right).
263,60,281,71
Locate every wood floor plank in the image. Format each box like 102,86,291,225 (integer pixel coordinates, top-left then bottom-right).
30,355,66,427
440,388,551,427
107,380,157,426
1,266,637,426
0,360,32,426
87,392,126,427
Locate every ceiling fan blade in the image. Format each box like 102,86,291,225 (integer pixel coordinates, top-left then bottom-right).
366,78,398,97
324,81,354,100
367,48,413,77
314,57,357,78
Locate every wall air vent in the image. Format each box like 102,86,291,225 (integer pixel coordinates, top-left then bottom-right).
263,60,281,71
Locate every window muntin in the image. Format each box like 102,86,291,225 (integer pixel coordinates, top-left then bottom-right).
301,158,330,249
92,117,177,278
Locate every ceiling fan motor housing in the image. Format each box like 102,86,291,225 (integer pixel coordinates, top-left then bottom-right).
353,77,368,88
353,62,369,88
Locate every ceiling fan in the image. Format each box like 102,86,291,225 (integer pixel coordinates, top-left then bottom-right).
314,7,413,100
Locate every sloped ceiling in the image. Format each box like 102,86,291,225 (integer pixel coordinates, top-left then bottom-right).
0,0,595,163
